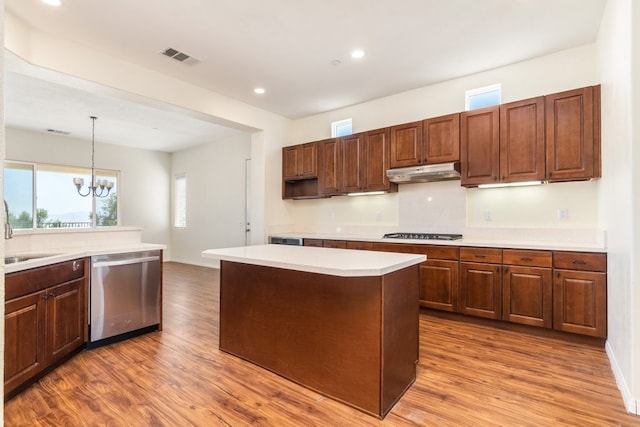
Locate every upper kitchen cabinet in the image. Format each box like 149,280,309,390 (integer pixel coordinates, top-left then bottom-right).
339,128,397,194
422,113,460,164
389,115,460,169
460,106,500,186
461,97,545,187
283,142,318,180
282,141,320,199
545,85,601,181
389,121,423,168
500,97,545,183
318,138,340,196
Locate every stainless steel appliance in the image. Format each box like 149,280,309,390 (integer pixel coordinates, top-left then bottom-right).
269,236,303,245
383,232,463,241
386,162,461,184
89,250,161,347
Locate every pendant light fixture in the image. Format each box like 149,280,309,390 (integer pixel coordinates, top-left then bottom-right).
73,116,114,198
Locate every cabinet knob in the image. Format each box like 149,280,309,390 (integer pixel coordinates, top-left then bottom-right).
42,294,49,301
50,292,57,298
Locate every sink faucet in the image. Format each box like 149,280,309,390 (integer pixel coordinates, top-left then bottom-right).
4,200,13,239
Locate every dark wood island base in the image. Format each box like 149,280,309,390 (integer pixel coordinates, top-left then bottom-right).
219,260,420,418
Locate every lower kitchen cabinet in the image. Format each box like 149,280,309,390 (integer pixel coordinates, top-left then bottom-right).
502,250,552,328
4,259,88,400
459,248,503,319
552,252,607,338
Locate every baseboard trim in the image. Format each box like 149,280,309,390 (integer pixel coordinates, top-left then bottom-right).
605,340,639,415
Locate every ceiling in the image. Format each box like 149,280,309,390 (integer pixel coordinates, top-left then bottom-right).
4,0,607,152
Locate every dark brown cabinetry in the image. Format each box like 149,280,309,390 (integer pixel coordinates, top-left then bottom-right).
460,106,500,186
459,247,503,319
389,115,460,168
303,239,323,247
372,242,460,312
318,138,340,196
500,97,546,183
4,259,88,400
389,121,423,168
346,241,374,250
546,86,601,181
552,251,606,338
422,113,460,164
340,128,396,194
461,97,545,187
283,142,320,199
502,249,552,328
283,142,318,180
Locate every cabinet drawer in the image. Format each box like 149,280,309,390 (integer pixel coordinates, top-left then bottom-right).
303,239,323,247
460,247,502,264
323,240,347,249
346,241,374,250
503,250,552,268
372,243,459,260
5,259,85,301
553,252,606,272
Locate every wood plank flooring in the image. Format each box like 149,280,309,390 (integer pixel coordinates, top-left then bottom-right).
4,262,639,426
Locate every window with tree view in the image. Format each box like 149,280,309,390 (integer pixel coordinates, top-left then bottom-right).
4,161,119,229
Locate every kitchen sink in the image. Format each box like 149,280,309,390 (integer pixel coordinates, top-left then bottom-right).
4,254,58,264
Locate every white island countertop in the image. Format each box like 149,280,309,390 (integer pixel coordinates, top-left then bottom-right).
202,244,426,277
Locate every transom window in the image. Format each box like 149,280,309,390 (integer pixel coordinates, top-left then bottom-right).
465,84,502,110
3,161,119,229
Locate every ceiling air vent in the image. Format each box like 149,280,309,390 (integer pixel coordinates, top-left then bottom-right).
161,47,200,65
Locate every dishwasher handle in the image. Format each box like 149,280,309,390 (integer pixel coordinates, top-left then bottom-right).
92,255,160,268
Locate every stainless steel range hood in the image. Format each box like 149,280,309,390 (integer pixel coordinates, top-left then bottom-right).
386,162,461,183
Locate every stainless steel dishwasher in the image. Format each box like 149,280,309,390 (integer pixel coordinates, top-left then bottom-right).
88,250,161,348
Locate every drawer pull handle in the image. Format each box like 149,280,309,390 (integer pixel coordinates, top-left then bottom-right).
572,260,587,265
521,257,533,262
475,255,486,258
72,260,81,271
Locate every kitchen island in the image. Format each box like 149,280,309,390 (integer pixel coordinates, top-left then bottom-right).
201,244,426,418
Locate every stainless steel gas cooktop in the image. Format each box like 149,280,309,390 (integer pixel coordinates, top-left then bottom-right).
382,232,463,241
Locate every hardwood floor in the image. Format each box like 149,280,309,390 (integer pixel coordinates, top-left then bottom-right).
5,262,638,426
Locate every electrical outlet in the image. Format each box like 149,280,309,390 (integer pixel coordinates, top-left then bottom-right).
558,208,568,221
484,210,492,221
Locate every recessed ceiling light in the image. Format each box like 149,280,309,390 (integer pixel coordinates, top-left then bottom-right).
351,49,365,59
254,87,265,95
41,0,62,6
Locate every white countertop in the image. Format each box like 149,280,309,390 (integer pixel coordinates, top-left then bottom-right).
202,244,426,277
4,243,166,274
269,232,607,252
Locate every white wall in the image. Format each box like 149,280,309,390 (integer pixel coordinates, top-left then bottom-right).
597,0,639,415
5,127,172,254
287,45,600,236
171,133,251,266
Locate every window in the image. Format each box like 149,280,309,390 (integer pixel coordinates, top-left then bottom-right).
465,84,502,110
174,174,187,228
331,118,353,137
3,161,119,229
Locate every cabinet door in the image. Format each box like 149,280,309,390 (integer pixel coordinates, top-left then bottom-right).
500,97,545,183
553,269,606,337
545,86,600,181
300,142,318,178
460,106,500,187
502,265,551,328
304,239,323,247
364,128,395,192
318,138,340,195
419,259,459,312
339,133,365,193
282,145,301,180
346,241,374,250
47,278,86,363
422,113,460,164
459,262,502,319
322,240,347,249
390,122,422,168
4,291,47,397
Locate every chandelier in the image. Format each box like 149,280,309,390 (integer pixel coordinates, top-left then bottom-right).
73,116,114,198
